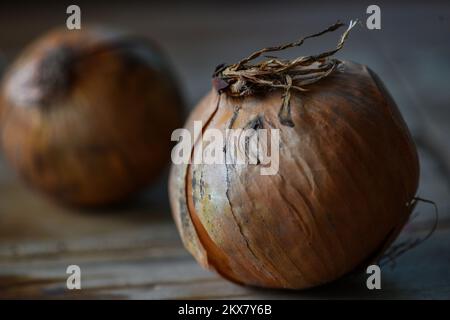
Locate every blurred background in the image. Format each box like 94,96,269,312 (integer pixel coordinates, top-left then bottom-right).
0,0,449,299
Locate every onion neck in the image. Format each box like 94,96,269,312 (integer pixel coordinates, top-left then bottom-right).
6,46,76,109
33,46,75,108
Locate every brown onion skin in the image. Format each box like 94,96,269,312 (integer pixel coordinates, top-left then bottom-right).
0,28,184,207
169,61,419,289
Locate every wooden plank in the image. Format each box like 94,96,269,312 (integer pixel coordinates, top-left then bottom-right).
1,225,449,299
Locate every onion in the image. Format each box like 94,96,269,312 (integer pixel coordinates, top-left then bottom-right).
169,21,419,289
0,27,184,207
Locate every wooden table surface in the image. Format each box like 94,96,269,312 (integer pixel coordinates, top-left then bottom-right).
0,1,449,299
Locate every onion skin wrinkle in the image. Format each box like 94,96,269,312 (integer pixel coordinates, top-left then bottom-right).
169,22,419,289
0,28,184,207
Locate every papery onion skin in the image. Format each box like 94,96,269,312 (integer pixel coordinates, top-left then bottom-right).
169,61,419,289
0,28,184,207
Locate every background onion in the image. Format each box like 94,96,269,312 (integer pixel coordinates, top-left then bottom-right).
169,60,419,289
0,27,184,207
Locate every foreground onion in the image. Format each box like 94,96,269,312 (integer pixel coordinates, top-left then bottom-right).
169,22,419,289
0,27,183,206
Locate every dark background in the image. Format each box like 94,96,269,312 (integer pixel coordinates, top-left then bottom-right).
0,1,449,299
